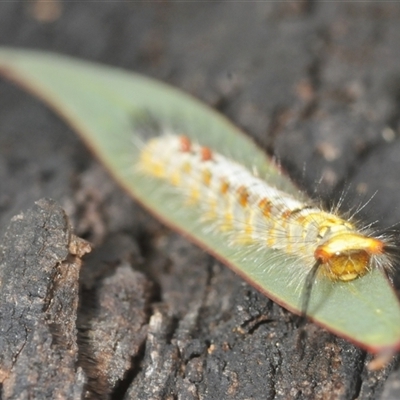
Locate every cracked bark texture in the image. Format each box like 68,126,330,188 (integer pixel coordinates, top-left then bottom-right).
0,198,90,398
1,2,400,399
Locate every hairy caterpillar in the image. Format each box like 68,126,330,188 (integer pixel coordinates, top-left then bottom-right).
135,123,396,319
130,116,399,363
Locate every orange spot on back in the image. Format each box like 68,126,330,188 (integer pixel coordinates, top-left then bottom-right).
237,186,249,207
220,179,230,194
281,210,292,219
201,147,213,161
179,136,192,152
258,198,272,217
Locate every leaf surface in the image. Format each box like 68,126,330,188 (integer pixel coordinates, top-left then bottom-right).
0,48,399,352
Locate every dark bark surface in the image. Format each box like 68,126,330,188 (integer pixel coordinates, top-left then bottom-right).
0,198,90,398
0,2,400,399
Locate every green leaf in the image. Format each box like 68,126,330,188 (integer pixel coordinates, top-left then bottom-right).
0,47,399,353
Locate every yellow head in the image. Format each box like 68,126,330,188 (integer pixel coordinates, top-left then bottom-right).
314,230,385,281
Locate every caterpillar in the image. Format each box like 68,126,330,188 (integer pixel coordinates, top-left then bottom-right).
135,125,396,319
131,125,398,360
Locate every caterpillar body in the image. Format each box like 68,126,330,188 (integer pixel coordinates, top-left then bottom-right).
138,132,394,295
